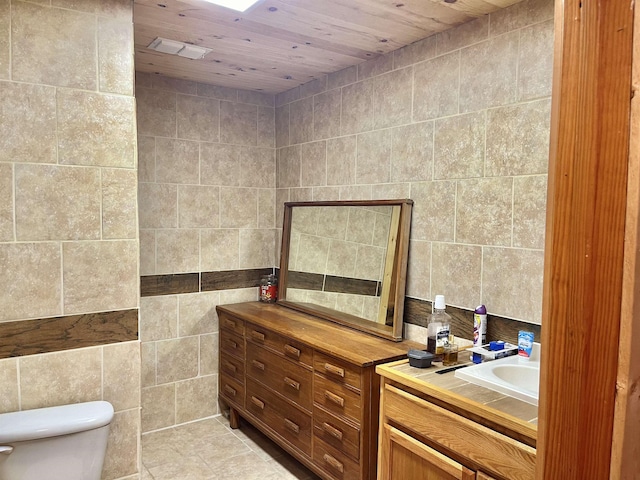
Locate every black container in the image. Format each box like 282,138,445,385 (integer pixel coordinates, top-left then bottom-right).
407,349,436,368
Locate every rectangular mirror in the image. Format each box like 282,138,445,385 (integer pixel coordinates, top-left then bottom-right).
278,200,413,341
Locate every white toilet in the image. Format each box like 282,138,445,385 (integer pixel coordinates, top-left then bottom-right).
0,401,114,480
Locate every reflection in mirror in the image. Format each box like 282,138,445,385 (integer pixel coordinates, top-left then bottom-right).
278,200,413,341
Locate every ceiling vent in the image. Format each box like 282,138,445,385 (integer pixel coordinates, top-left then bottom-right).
148,37,212,60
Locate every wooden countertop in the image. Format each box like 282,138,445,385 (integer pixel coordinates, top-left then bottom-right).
377,358,538,448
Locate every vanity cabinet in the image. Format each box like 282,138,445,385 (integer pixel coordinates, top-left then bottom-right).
377,362,536,480
217,302,420,480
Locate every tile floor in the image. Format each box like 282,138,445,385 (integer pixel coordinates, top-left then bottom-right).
141,415,322,480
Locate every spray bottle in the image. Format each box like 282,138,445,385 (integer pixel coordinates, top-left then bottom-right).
473,305,487,347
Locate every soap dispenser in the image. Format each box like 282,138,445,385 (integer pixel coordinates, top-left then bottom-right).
426,295,451,355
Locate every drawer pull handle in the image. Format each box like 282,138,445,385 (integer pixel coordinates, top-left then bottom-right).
323,453,344,473
324,363,345,378
284,376,300,391
322,422,343,441
226,339,238,349
223,385,237,397
324,390,345,407
284,418,300,434
284,344,301,359
224,319,237,329
223,361,237,374
252,360,265,371
250,396,265,410
251,330,265,342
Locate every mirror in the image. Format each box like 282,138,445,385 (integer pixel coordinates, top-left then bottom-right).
278,200,413,341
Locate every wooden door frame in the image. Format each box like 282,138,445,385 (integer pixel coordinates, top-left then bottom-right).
537,0,636,478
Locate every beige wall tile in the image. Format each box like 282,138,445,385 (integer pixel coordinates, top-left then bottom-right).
391,122,433,183
0,2,8,80
296,234,330,274
300,76,327,98
103,409,140,480
518,19,554,101
63,240,138,314
326,240,357,277
140,296,178,342
514,175,547,249
178,292,220,337
155,138,199,184
200,333,218,376
219,287,258,304
136,88,176,137
138,136,156,183
394,36,437,69
139,229,156,275
486,99,551,176
19,347,102,409
327,136,356,186
289,97,313,145
142,384,175,432
239,90,274,107
220,187,257,228
176,94,220,142
301,141,327,187
201,229,239,271
356,130,391,184
275,104,290,148
358,54,393,81
11,2,96,89
178,185,220,228
98,17,133,95
152,75,197,94
413,52,460,121
313,89,341,140
155,229,200,274
339,184,372,200
200,143,241,187
198,83,237,101
258,188,275,229
431,243,482,308
371,182,411,199
141,342,156,387
355,245,384,280
456,178,513,246
489,0,554,37
102,169,138,239
406,240,431,300
157,336,199,384
276,86,300,106
103,341,141,411
276,146,301,188
0,242,61,322
482,247,544,323
176,375,218,424
373,67,412,129
341,80,374,135
0,82,56,164
239,229,276,269
257,106,275,148
434,112,485,179
0,358,19,414
220,102,257,146
240,147,276,188
410,181,456,242
0,163,12,241
136,72,153,88
436,16,489,55
138,183,177,229
459,32,518,113
335,293,364,317
15,164,100,241
328,65,357,90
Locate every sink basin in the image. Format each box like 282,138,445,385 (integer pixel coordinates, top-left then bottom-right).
455,343,540,406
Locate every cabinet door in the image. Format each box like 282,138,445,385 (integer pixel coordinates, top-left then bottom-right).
476,473,497,480
379,424,475,480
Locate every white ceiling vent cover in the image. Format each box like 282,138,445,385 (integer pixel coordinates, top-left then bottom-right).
148,37,212,60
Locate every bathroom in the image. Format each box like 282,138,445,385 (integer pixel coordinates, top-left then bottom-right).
0,0,636,479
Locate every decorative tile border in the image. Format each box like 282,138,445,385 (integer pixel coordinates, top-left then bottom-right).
0,309,139,359
287,270,381,296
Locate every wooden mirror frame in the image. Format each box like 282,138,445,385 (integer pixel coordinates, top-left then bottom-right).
277,199,413,341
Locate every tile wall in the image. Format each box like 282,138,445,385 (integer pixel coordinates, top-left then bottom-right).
0,1,139,479
136,74,276,433
274,0,554,327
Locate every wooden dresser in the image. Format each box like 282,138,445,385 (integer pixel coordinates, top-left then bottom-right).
217,301,420,480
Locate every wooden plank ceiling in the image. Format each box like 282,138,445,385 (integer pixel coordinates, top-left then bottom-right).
134,0,522,94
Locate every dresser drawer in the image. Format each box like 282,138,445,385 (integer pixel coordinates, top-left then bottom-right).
219,373,245,408
220,354,244,384
383,384,536,480
246,322,313,367
314,373,362,424
313,436,361,480
246,378,312,456
219,313,245,336
314,405,360,461
220,330,245,360
247,345,313,411
314,352,362,390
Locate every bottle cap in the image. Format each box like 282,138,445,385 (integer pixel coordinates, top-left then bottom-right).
434,295,446,309
475,304,486,315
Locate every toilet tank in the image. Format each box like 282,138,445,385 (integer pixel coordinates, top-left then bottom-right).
0,401,114,480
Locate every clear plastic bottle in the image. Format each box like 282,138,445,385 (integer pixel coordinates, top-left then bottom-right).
426,295,451,355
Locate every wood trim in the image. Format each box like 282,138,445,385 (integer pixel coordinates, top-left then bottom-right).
201,268,272,291
140,273,199,296
0,309,139,359
611,1,640,478
537,0,634,478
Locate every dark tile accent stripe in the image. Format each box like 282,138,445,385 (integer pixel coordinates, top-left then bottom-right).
0,309,138,359
325,275,379,296
201,268,273,291
288,270,324,290
403,297,542,344
141,273,200,296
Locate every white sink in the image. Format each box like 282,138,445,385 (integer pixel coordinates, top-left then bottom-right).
455,343,540,406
